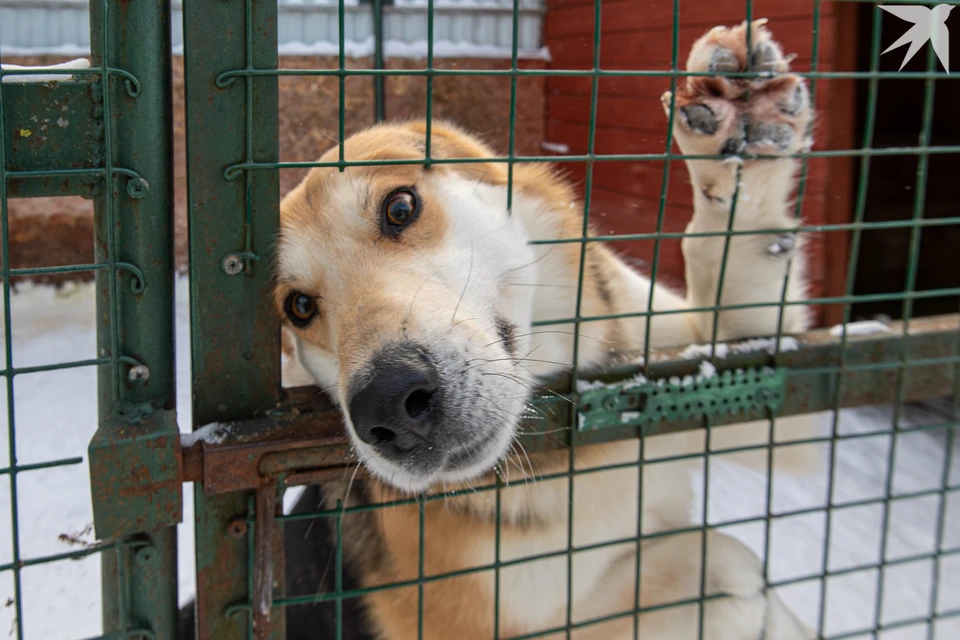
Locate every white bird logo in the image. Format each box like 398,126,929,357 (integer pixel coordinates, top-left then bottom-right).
880,3,953,72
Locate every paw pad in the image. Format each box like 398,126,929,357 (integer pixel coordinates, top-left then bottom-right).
749,40,782,73
680,104,719,135
708,47,741,73
667,21,813,157
767,233,797,257
746,121,794,151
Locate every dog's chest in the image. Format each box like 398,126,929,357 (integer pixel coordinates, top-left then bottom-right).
495,459,642,633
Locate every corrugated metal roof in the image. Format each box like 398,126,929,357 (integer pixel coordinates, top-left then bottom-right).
0,0,547,58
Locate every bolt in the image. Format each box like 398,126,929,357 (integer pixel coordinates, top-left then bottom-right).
128,364,150,383
135,546,156,565
222,253,244,276
228,519,249,538
126,177,149,199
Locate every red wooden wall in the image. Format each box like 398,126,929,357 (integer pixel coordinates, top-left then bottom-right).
542,0,850,316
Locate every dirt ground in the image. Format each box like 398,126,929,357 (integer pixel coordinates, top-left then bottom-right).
5,55,546,285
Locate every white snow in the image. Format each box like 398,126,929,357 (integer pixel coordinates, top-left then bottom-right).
679,342,730,359
575,378,607,393
0,59,90,83
679,336,799,361
179,422,231,447
729,336,800,354
0,279,956,638
830,320,894,338
698,360,717,380
540,141,570,154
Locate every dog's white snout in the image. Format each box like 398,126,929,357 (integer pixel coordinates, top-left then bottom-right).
346,343,443,462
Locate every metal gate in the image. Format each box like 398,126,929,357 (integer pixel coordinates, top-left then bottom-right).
1,0,958,638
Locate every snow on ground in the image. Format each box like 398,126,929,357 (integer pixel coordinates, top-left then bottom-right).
0,280,956,638
0,59,91,84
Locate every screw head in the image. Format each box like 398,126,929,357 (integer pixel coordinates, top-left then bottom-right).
126,177,149,199
135,546,156,565
228,519,249,538
221,254,244,276
128,364,150,383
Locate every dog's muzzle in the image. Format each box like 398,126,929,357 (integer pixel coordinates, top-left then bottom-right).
347,343,444,462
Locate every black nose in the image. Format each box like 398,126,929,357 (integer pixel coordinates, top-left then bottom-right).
347,344,441,457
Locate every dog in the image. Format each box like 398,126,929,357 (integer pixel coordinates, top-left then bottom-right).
181,19,820,639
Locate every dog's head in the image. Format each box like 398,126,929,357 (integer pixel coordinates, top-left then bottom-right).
275,122,574,493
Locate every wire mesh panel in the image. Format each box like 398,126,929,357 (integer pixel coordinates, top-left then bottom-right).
174,1,960,639
0,0,954,637
0,0,179,637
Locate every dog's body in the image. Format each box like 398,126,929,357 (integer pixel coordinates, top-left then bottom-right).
181,21,820,639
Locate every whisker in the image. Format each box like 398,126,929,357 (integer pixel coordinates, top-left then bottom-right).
481,329,612,350
503,244,558,273
514,439,539,483
451,241,475,326
448,315,482,333
483,372,576,406
505,282,575,289
403,274,435,327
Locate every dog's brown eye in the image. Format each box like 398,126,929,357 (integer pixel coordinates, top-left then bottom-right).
285,292,318,327
382,188,420,236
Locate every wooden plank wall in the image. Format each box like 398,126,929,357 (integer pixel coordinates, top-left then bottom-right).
542,0,849,323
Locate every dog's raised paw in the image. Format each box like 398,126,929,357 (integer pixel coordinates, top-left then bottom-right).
662,19,812,158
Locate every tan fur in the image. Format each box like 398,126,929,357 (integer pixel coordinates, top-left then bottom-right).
277,21,818,639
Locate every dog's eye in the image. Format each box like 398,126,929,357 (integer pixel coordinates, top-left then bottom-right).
382,188,420,236
285,292,318,327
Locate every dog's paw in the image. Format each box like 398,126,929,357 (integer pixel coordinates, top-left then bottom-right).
662,19,812,158
639,531,816,639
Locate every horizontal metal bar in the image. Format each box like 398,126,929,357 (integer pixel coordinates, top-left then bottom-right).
278,476,960,533
75,632,156,640
525,216,960,246
0,357,109,377
0,456,84,476
0,0,546,14
223,67,957,80
531,289,960,327
0,542,114,573
768,547,960,590
224,145,960,177
184,314,959,495
265,536,960,629
8,263,106,277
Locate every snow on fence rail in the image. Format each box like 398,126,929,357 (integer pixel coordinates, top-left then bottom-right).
0,0,548,58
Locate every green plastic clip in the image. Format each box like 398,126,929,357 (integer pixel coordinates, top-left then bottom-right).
577,366,788,432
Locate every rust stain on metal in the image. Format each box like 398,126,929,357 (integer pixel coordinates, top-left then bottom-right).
253,481,277,640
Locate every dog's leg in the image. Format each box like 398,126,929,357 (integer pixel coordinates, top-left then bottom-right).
565,530,814,639
645,20,822,472
663,19,814,343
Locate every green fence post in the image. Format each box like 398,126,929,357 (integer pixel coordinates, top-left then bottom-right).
84,0,181,637
182,0,283,635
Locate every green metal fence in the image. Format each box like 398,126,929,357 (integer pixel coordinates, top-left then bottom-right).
0,0,958,638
